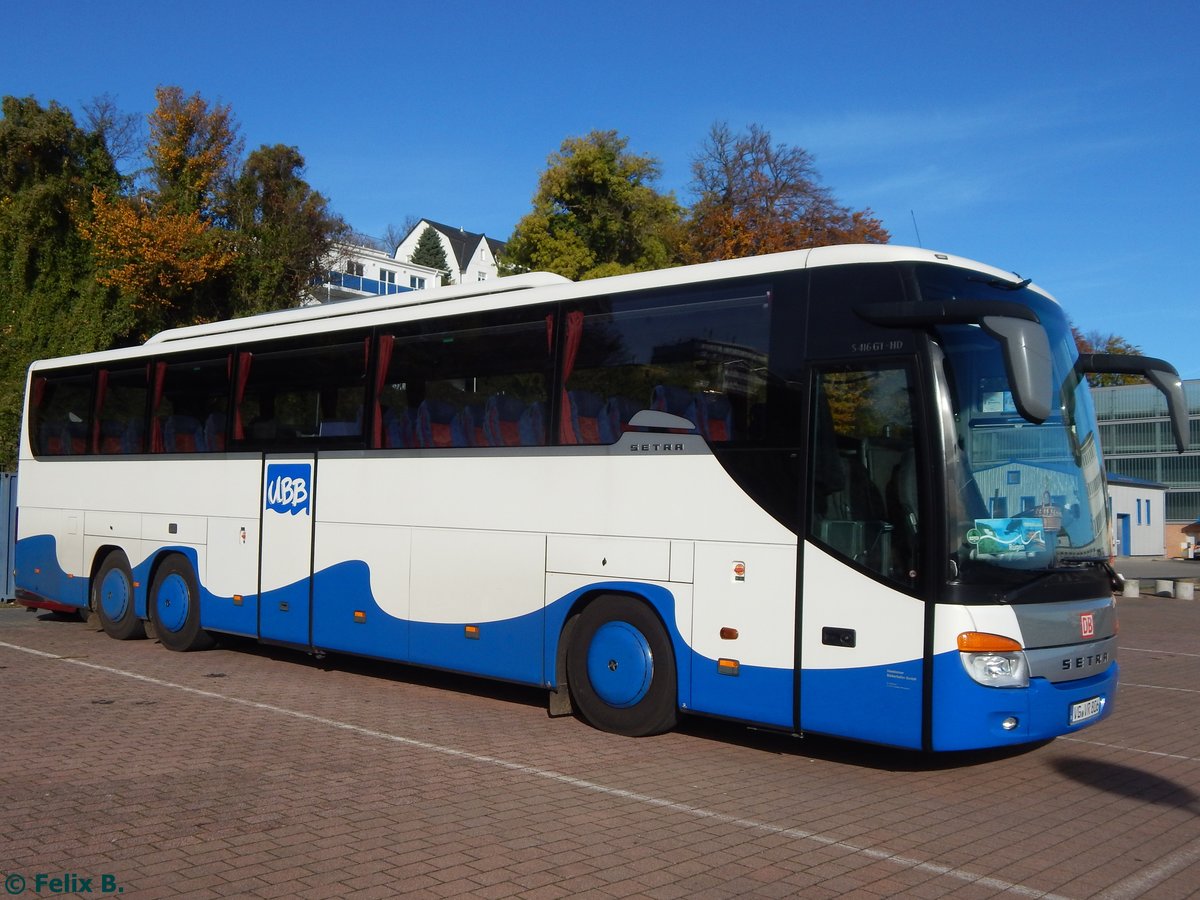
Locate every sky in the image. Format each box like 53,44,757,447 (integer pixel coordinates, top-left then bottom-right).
4,0,1198,375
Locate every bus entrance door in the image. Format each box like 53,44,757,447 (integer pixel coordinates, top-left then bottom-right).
258,455,315,647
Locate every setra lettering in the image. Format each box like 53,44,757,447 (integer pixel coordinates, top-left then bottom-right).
628,443,686,453
1061,651,1110,671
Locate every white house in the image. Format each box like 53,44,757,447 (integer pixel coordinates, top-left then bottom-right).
1107,474,1167,557
394,219,506,285
306,239,443,305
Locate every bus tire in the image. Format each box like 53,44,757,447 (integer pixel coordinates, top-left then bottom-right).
93,551,145,641
566,594,678,737
150,555,215,652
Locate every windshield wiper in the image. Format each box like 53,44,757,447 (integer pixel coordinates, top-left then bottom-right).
967,275,1032,291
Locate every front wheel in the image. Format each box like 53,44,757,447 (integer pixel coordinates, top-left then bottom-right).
93,551,145,640
150,555,215,652
566,595,678,737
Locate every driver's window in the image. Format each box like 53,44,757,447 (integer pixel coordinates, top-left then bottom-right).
809,364,920,587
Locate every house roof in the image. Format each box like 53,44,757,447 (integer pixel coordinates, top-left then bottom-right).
1106,473,1168,491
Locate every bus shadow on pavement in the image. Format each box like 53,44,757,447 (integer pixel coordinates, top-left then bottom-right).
219,636,551,711
1052,757,1199,811
674,715,1052,771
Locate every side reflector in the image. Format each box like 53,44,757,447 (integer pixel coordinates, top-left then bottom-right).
957,631,1023,652
233,594,243,606
465,625,480,640
719,627,739,640
717,658,740,676
353,610,366,623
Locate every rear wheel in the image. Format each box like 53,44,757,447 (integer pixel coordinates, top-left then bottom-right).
566,595,678,737
93,551,144,640
150,555,215,652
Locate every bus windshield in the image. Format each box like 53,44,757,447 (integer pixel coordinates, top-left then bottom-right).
937,293,1109,584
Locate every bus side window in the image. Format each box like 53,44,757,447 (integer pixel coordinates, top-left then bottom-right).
89,366,150,455
563,289,771,445
152,356,233,453
235,338,368,447
380,309,551,449
809,365,920,587
30,372,92,457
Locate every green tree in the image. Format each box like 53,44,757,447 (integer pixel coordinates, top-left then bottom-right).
686,122,889,262
409,225,452,285
504,130,684,280
225,144,348,314
0,96,132,468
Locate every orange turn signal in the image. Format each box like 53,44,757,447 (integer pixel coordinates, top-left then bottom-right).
957,632,1022,653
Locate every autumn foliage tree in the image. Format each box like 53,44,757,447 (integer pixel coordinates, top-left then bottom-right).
685,122,889,263
82,86,240,335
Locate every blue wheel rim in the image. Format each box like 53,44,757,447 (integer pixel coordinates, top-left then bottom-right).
155,572,190,633
586,621,653,708
99,567,131,621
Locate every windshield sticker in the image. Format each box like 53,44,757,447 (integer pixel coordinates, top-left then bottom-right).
967,518,1046,556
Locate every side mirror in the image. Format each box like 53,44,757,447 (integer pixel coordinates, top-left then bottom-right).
1076,353,1188,452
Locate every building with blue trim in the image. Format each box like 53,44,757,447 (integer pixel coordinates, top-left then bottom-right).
1094,379,1200,557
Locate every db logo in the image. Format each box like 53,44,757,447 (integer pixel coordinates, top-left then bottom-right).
1080,612,1095,639
265,463,311,516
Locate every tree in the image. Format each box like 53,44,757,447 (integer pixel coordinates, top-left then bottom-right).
685,122,889,262
504,130,684,280
225,144,348,314
145,85,240,219
409,226,452,284
382,216,420,256
82,86,241,334
0,96,132,468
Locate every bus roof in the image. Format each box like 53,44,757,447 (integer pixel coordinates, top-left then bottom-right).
35,245,1049,370
144,271,573,346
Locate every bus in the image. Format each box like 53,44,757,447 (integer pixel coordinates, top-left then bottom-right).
13,245,1187,751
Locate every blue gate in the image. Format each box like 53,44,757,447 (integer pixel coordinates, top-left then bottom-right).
1,472,15,601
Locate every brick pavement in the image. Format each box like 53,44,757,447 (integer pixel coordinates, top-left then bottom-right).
1,596,1198,899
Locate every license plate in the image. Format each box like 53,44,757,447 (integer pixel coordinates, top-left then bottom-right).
1069,696,1104,725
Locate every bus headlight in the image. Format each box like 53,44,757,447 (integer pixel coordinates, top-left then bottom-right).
958,632,1030,688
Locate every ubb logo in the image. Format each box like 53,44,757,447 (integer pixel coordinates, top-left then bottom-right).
265,463,311,516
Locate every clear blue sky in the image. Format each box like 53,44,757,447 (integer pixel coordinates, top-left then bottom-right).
4,1,1198,375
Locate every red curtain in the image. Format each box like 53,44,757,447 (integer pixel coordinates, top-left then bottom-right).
90,369,109,453
372,335,395,448
558,310,584,444
150,360,167,452
232,352,252,440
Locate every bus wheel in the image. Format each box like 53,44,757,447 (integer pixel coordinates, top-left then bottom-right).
93,551,145,640
566,595,678,737
150,555,215,652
